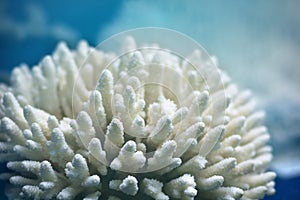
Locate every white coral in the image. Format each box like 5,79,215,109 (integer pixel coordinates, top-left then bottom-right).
0,36,275,199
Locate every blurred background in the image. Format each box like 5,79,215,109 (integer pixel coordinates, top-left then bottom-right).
0,0,299,199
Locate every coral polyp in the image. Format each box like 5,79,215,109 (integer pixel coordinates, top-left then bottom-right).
0,35,275,199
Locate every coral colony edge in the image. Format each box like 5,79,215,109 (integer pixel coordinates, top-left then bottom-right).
0,36,275,200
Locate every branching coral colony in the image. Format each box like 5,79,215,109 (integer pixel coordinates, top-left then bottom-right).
0,37,275,200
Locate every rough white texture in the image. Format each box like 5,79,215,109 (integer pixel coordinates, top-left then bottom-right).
0,37,275,199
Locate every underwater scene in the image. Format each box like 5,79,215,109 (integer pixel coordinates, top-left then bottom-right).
0,0,299,199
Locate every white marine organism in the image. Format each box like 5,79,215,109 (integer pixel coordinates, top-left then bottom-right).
0,37,275,200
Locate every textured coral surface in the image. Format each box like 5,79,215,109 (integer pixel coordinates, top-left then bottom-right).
0,37,275,199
